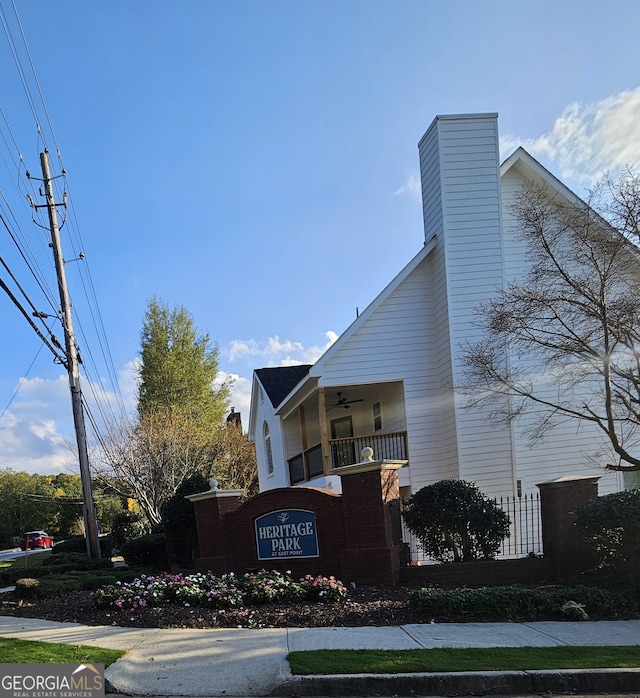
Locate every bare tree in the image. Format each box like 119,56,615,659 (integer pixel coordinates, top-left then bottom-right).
462,172,640,473
97,410,217,526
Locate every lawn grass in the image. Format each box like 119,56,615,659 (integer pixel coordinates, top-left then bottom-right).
0,637,124,667
1,550,51,571
287,645,640,675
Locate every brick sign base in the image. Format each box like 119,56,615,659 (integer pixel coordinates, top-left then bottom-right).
186,459,405,586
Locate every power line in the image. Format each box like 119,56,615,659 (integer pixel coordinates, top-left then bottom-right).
0,273,66,364
9,0,60,155
0,343,43,422
0,2,44,146
0,2,129,440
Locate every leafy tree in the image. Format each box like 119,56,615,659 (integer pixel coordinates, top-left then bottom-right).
462,172,640,474
575,489,640,582
210,421,258,497
0,470,40,547
97,299,230,527
109,510,150,550
402,479,510,563
49,473,84,540
139,298,229,429
160,472,209,531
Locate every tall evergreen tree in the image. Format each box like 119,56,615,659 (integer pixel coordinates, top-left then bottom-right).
98,299,231,526
138,298,229,429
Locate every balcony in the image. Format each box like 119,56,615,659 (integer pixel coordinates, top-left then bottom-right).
288,432,408,484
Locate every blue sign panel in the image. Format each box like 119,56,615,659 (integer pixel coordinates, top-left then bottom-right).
255,509,319,560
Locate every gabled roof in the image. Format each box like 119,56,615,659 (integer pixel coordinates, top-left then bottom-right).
502,147,640,266
264,145,624,420
500,147,586,207
271,233,439,417
309,233,439,379
254,365,312,408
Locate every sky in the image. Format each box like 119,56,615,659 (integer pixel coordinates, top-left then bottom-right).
2,0,640,476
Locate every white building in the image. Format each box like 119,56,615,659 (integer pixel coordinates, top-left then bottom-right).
248,113,625,503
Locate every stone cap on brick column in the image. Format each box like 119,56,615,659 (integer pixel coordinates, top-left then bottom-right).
185,489,244,502
537,475,600,489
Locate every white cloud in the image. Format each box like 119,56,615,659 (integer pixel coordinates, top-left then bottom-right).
222,332,339,429
228,331,338,365
117,359,140,410
0,365,141,476
0,331,342,474
0,374,76,475
216,371,251,419
30,419,65,444
393,172,421,198
502,87,640,186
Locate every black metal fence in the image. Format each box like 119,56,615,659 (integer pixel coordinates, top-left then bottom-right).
404,492,542,564
496,492,543,559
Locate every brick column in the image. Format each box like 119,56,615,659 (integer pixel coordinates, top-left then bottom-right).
186,487,243,575
334,448,406,586
537,475,599,578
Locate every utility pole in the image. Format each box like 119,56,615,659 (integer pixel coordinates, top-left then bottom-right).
40,149,101,559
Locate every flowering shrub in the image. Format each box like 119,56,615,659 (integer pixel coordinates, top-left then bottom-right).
93,574,168,610
300,574,348,603
240,569,305,604
174,573,244,608
94,569,347,612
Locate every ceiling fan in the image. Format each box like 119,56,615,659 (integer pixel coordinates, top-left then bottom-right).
328,391,364,410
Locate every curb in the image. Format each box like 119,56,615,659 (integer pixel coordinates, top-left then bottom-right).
271,667,640,696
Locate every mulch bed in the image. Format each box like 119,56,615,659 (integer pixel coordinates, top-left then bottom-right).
0,585,429,629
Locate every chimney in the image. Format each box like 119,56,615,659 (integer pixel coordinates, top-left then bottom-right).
226,407,242,428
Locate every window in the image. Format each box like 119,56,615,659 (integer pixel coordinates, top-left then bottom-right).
373,402,382,431
263,421,274,475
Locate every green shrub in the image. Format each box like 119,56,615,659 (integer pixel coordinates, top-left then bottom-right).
51,537,87,555
37,578,73,598
42,552,111,570
14,578,40,599
409,585,639,621
402,480,511,562
82,574,118,591
0,566,53,586
110,511,150,550
121,533,167,569
161,473,208,529
52,535,114,558
575,490,640,583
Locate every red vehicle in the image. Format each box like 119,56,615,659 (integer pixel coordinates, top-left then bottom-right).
20,531,52,550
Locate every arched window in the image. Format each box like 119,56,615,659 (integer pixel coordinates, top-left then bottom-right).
263,421,274,475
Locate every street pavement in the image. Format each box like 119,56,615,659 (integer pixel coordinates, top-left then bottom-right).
1,614,640,696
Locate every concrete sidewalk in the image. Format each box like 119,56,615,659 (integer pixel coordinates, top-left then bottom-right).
2,615,640,696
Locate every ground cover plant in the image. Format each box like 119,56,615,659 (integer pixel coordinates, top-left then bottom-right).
287,646,640,675
575,489,640,583
0,636,124,667
409,584,639,621
93,569,347,612
4,573,637,629
0,550,150,598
